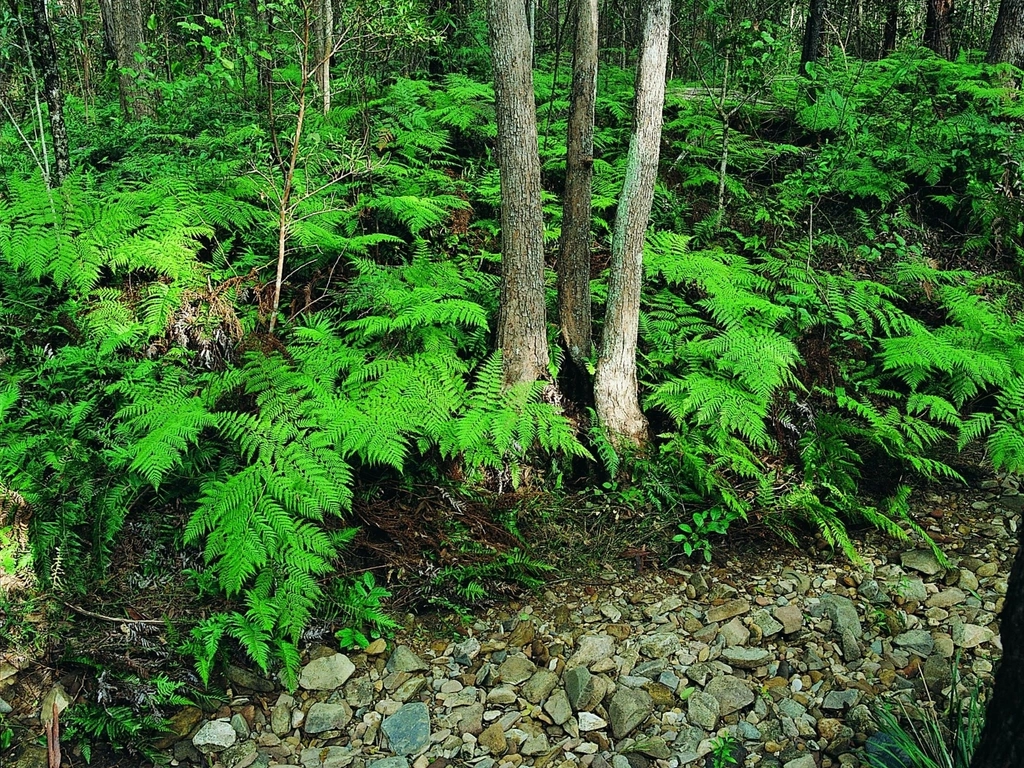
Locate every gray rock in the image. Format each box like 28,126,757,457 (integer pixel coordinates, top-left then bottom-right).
821,594,863,661
752,609,784,638
566,634,617,669
565,666,601,711
221,740,257,768
774,604,804,634
382,702,431,755
487,685,517,705
299,746,355,768
229,712,250,739
386,645,429,674
687,690,720,730
639,632,681,659
578,711,608,731
225,664,276,692
707,599,750,623
521,725,550,756
783,756,817,768
299,653,355,690
822,689,860,710
271,694,293,735
953,623,994,648
497,654,536,684
345,675,375,708
305,702,353,733
633,659,668,678
778,698,807,719
608,687,654,739
0,697,12,715
901,550,944,576
544,688,573,725
453,637,481,665
369,758,410,768
926,588,966,608
720,618,750,646
631,735,672,759
704,675,754,715
922,655,953,688
722,647,771,669
521,669,559,703
895,629,934,657
193,719,237,753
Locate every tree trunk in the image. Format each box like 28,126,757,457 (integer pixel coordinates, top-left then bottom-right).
488,0,550,387
970,530,1024,768
314,0,333,113
593,0,670,447
100,0,152,119
25,0,70,186
558,0,598,368
987,0,1024,69
924,0,954,59
881,0,898,56
800,0,826,77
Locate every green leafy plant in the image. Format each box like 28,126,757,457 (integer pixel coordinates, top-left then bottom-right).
333,572,402,650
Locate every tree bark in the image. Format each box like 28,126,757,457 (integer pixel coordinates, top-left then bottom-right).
799,0,826,77
924,0,954,59
488,0,550,387
25,0,70,186
314,0,333,113
970,530,1024,768
100,0,152,119
881,0,898,56
987,0,1024,69
593,0,670,447
558,0,598,368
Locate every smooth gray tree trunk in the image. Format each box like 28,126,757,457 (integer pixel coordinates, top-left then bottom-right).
488,0,550,386
557,0,598,368
594,0,670,447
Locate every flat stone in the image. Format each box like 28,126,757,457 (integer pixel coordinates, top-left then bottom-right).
155,706,203,749
193,719,237,753
895,630,934,657
345,675,375,708
953,623,994,649
752,609,784,638
507,619,535,647
901,550,944,576
608,687,654,739
522,669,558,703
722,647,771,670
631,736,672,759
221,739,257,768
783,756,817,768
544,688,572,725
639,632,681,659
820,594,862,660
926,588,966,608
225,664,275,692
977,562,999,578
369,758,410,768
488,685,517,705
687,690,720,730
454,637,481,665
271,695,293,735
305,702,353,733
521,726,550,756
497,654,537,684
299,746,355,768
704,675,754,716
707,599,750,623
822,689,860,710
382,702,431,755
578,711,608,732
566,634,616,669
300,653,355,690
387,646,429,674
565,666,601,711
774,604,804,634
720,618,750,646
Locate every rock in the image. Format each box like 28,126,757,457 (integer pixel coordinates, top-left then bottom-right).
704,675,754,715
687,690,720,730
300,653,355,690
507,619,536,647
821,594,862,660
305,702,353,733
922,655,953,688
0,697,11,715
706,599,750,623
926,588,966,608
230,712,250,740
521,725,550,756
544,687,572,724
774,604,804,634
225,664,276,692
522,669,559,703
722,647,771,670
953,623,995,648
566,634,616,669
782,756,817,768
479,722,508,754
498,654,537,684
639,632,681,659
221,739,258,768
752,609,784,638
578,712,608,731
9,745,48,768
488,685,518,705
345,675,375,708
977,562,999,578
454,637,482,665
565,666,603,711
720,618,750,646
365,638,388,654
822,689,860,710
193,719,237,753
959,570,980,592
382,702,431,755
271,694,293,735
155,706,203,748
387,646,429,674
631,736,671,759
895,630,934,657
299,746,355,768
369,758,410,768
901,550,944,576
866,732,912,768
608,687,654,739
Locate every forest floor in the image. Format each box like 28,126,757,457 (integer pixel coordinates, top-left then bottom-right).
0,462,1018,768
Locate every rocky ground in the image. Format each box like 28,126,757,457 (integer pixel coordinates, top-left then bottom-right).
4,475,1021,768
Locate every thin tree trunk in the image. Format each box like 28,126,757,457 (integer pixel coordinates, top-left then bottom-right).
987,0,1024,69
924,0,954,59
100,0,152,118
800,0,827,77
881,0,898,55
25,0,70,186
970,529,1024,768
558,0,598,368
594,0,670,447
314,0,332,113
488,0,550,386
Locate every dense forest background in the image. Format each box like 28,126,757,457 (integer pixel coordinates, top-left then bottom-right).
1,0,1024,760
